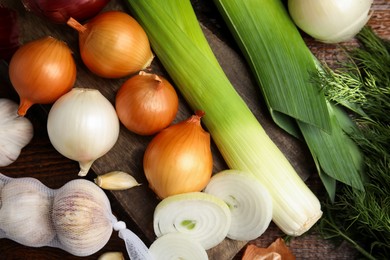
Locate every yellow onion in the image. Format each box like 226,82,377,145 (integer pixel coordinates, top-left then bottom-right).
115,71,179,135
8,36,76,116
143,111,213,199
67,11,154,78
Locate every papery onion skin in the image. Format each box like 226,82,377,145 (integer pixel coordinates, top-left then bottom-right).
115,71,179,135
47,88,120,176
143,111,213,199
22,0,111,24
288,0,373,43
9,36,76,116
67,11,154,78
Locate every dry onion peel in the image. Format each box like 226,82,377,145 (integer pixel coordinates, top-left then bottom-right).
115,71,179,135
9,36,76,116
47,88,120,176
143,110,213,198
204,169,273,241
67,11,154,78
153,192,231,250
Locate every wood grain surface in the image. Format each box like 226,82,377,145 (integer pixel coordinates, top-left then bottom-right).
0,0,389,259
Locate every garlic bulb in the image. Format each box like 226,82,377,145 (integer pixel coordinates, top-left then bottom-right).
52,178,114,257
0,177,55,247
47,88,120,176
0,99,34,166
0,173,152,259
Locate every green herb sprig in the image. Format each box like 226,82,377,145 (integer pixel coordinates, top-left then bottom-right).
317,27,390,259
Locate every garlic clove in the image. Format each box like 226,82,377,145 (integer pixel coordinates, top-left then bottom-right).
52,179,114,257
94,171,141,191
0,99,34,167
0,178,55,247
98,252,125,260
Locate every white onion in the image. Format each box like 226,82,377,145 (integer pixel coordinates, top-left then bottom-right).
153,192,231,250
288,0,373,43
204,170,273,241
149,233,208,260
47,88,120,176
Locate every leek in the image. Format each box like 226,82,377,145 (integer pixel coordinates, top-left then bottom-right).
204,170,273,241
125,0,322,236
212,0,364,200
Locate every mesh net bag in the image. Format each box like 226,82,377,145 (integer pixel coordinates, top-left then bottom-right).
0,173,152,259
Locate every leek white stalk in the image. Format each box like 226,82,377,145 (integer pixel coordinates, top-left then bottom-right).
149,233,208,260
47,88,120,176
288,0,373,43
204,170,273,241
153,192,231,250
126,0,323,237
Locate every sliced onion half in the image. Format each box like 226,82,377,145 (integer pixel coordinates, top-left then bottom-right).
153,192,231,250
149,232,208,260
204,169,273,241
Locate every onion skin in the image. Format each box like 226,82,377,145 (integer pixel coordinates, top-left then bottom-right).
22,0,111,24
143,111,213,199
47,88,120,176
288,0,373,43
115,72,179,135
67,11,154,78
9,36,76,116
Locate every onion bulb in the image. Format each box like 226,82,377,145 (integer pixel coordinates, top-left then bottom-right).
149,233,208,260
9,36,76,116
67,11,154,78
22,0,111,24
47,88,120,176
115,71,179,135
143,111,213,199
288,0,373,43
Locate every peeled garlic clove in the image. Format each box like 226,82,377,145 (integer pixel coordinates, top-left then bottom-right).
0,99,34,167
0,177,55,247
98,251,125,260
95,171,141,190
52,179,114,257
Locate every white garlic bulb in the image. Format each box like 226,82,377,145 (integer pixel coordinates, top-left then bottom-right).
0,177,55,247
47,88,120,176
0,99,34,167
52,179,114,257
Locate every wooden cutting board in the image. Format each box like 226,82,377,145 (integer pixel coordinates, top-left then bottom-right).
1,0,389,259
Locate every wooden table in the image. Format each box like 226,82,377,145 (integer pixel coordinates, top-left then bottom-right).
1,0,389,259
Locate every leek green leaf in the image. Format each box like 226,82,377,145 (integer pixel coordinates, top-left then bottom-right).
125,0,323,236
212,0,365,197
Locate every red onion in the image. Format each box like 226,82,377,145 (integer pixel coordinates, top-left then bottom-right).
22,0,111,24
0,5,20,62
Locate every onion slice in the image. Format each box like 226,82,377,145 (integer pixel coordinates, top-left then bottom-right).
149,233,208,260
153,192,231,250
204,170,273,241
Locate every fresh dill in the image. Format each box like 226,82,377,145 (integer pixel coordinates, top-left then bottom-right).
316,27,390,259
